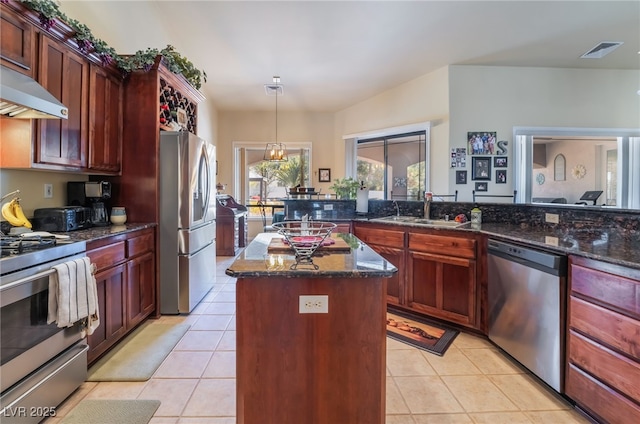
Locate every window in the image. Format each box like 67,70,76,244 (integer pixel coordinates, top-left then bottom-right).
356,131,427,200
233,143,311,218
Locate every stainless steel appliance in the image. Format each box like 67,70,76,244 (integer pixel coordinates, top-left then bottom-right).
487,239,567,392
32,206,93,232
67,181,112,226
0,65,68,120
0,236,88,423
159,131,216,314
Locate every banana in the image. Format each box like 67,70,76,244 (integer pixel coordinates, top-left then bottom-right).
1,198,32,228
12,200,32,229
2,199,22,226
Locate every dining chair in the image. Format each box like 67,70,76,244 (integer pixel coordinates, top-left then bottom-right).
257,201,276,232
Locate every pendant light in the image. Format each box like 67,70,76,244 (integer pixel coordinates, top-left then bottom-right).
264,76,288,162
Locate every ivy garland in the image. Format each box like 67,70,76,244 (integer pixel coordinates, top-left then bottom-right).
16,0,206,89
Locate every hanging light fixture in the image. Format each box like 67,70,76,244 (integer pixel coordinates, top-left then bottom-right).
263,76,288,162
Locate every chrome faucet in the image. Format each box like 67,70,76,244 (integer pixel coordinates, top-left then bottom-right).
392,200,400,216
424,192,433,219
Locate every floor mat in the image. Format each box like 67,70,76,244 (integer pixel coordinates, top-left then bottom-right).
60,399,160,424
88,321,190,381
387,309,459,356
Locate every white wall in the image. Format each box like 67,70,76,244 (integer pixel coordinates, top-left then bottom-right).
216,110,335,196
448,66,640,202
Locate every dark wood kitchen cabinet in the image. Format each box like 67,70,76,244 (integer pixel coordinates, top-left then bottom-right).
353,222,480,329
407,232,477,327
86,227,157,364
36,34,89,168
565,255,640,424
88,64,123,173
353,224,405,305
86,240,127,364
125,230,156,328
0,4,35,76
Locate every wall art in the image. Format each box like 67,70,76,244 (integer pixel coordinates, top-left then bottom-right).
456,170,467,185
496,169,507,184
467,132,497,155
471,157,492,180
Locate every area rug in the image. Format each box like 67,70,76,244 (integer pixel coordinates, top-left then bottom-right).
387,309,459,356
60,399,160,424
88,321,190,381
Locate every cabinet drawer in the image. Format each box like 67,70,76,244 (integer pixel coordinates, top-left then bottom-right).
569,330,640,403
570,263,640,318
569,296,640,361
566,363,640,424
355,227,404,248
409,233,475,259
87,241,126,272
126,231,154,258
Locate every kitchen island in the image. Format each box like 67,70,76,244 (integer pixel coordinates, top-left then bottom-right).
226,232,397,424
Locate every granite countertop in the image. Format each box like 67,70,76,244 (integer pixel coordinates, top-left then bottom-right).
226,232,397,278
56,223,156,244
354,218,639,270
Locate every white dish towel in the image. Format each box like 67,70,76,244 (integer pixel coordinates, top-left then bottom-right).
48,257,100,336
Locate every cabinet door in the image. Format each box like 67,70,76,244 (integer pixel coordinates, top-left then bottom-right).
0,5,34,76
89,64,122,172
126,251,156,328
37,35,88,167
407,250,476,326
87,263,126,364
369,244,405,305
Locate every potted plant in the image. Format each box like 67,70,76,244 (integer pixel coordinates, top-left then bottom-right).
329,177,360,200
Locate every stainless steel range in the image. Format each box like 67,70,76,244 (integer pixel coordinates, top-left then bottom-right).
1,235,89,423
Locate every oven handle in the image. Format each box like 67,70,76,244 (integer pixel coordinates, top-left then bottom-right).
1,263,97,293
0,269,56,292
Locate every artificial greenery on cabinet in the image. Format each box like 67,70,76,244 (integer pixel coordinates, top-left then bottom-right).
16,0,206,89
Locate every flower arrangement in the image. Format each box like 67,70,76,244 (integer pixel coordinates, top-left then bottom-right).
16,0,206,89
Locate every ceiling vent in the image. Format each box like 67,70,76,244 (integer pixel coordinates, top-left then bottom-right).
580,41,623,59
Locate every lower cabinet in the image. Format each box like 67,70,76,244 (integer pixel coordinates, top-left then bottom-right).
565,255,640,424
86,228,156,364
353,222,479,329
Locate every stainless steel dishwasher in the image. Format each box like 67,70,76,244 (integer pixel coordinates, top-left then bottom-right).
487,239,567,393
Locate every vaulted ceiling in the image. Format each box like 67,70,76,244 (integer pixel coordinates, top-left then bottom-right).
59,1,640,112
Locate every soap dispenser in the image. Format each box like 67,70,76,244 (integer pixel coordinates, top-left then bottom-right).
470,204,482,224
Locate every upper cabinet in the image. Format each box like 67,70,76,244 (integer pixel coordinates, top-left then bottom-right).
0,2,123,175
36,35,89,168
0,5,35,76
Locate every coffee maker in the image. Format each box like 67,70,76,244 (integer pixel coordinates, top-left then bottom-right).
67,181,112,226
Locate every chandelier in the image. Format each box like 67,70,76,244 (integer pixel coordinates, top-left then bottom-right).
263,76,288,162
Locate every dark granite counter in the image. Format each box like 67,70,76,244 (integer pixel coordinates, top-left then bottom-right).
54,223,156,244
353,218,639,270
226,232,397,278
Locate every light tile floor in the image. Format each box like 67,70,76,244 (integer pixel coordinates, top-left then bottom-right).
46,255,592,424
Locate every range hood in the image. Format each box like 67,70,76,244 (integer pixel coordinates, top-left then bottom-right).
0,65,68,119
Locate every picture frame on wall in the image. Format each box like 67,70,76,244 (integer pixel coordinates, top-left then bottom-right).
496,169,507,184
456,170,467,185
319,168,331,182
475,182,488,192
494,156,508,168
471,157,491,180
467,131,497,155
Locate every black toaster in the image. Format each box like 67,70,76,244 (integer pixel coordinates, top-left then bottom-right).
32,206,93,232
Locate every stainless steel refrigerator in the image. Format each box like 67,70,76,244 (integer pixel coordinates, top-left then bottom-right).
159,131,216,314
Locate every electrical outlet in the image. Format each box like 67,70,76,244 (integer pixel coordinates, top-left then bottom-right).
44,184,53,199
545,213,559,224
299,295,329,314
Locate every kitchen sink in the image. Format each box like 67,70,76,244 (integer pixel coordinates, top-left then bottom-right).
372,216,469,228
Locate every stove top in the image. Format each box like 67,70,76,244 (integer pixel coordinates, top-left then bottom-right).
0,236,87,281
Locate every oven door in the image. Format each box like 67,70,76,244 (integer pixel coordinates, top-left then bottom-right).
1,263,85,393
